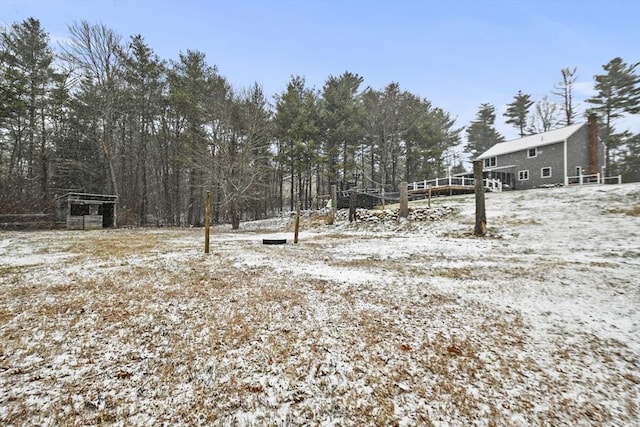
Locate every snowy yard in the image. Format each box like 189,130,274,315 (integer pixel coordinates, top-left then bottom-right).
1,183,639,426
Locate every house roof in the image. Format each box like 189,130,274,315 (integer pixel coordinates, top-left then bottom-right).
476,123,585,160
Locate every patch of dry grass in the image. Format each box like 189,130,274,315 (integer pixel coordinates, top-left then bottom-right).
62,231,163,259
1,228,638,426
626,205,640,216
602,204,640,217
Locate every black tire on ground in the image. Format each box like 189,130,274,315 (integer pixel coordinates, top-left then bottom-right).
262,239,287,245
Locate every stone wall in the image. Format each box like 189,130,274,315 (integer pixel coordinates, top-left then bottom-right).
335,206,456,223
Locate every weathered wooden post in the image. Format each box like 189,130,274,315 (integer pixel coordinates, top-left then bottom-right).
349,190,357,222
473,161,486,236
294,201,301,244
204,191,211,253
399,181,408,218
327,184,337,225
428,184,432,208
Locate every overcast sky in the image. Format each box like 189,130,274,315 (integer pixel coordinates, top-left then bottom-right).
2,0,639,140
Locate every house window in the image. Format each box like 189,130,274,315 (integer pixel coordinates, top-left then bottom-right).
484,157,497,168
541,167,552,178
528,148,537,158
518,170,529,180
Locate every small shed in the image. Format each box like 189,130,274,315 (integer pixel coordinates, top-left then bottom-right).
56,192,117,230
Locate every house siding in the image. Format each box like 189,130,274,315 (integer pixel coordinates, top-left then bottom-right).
486,140,565,189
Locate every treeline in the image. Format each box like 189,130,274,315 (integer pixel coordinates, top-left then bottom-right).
0,18,462,227
2,18,639,227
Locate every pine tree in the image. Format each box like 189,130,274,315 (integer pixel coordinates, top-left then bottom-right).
619,133,640,182
587,57,640,173
121,35,164,225
320,72,364,189
465,103,504,159
404,98,462,181
167,50,226,225
274,76,320,210
504,90,534,137
0,18,57,209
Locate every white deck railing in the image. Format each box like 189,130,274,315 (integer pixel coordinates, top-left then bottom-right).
567,173,622,185
408,177,503,192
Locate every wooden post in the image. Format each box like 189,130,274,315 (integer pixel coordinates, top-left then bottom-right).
399,181,408,218
428,184,431,208
349,190,356,222
204,191,211,253
328,184,337,225
473,160,486,236
294,201,301,243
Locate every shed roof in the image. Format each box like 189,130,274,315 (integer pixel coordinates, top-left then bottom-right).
55,192,118,202
476,123,585,160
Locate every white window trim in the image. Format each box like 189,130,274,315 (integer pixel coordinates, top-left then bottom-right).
528,148,537,158
484,157,497,168
518,170,529,181
541,167,552,178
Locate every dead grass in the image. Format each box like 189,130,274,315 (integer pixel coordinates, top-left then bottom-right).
626,205,640,216
62,230,163,259
602,204,640,217
1,228,638,426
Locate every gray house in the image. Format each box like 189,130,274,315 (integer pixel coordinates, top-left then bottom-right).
475,116,606,190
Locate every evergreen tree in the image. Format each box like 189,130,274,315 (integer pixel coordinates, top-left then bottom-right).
465,103,504,159
274,76,319,210
360,83,412,190
121,35,165,225
504,90,534,137
619,132,640,182
320,71,364,187
404,98,462,181
167,50,226,225
0,18,56,208
587,57,640,173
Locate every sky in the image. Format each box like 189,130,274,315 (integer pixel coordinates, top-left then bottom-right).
1,0,639,141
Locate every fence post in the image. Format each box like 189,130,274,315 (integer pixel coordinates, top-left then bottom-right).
473,161,486,236
399,181,408,218
349,191,356,222
327,184,337,225
294,200,301,243
204,191,211,254
618,175,622,184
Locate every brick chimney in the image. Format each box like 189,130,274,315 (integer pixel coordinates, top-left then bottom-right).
587,114,599,175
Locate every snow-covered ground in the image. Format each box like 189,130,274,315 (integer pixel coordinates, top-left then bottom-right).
1,183,639,426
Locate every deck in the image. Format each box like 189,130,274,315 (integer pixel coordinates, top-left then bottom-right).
407,177,503,196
